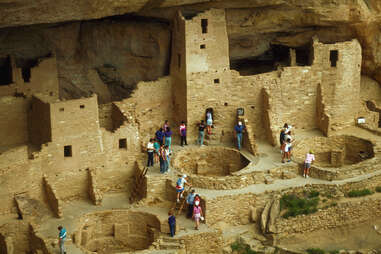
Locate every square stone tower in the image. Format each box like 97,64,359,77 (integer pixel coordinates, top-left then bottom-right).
171,9,231,142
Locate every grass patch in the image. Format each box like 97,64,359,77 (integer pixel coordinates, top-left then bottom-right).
280,194,319,218
231,240,257,254
375,186,381,193
347,189,373,197
306,248,325,254
329,250,339,254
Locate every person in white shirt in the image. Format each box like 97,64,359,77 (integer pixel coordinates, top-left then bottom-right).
147,138,155,167
176,174,192,202
282,138,292,163
304,151,315,178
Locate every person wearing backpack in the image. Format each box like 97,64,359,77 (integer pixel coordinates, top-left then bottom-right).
176,174,191,202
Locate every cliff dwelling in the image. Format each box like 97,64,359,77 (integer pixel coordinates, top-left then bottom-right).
1,2,381,254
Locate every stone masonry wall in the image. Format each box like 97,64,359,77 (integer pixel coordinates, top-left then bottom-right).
0,96,29,147
275,197,381,238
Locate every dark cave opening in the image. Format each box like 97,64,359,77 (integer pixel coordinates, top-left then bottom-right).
0,56,13,86
230,43,313,76
230,44,290,76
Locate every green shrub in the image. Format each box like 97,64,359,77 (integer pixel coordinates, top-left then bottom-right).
375,186,381,193
231,240,257,254
347,189,373,197
280,194,319,218
329,250,339,254
308,190,320,198
306,248,325,254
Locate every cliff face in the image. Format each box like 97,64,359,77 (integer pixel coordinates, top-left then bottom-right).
1,0,381,100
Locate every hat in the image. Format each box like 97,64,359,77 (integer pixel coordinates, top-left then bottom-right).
238,121,242,125
309,150,314,154
183,174,187,178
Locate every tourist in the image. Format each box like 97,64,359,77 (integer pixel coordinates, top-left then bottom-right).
285,131,294,152
179,121,187,146
153,138,160,164
146,138,154,167
234,121,245,150
198,120,206,146
165,145,172,172
163,120,170,132
155,128,164,145
280,129,286,147
281,138,292,163
165,127,173,152
168,209,176,237
283,123,292,134
186,189,196,218
206,110,213,135
58,225,67,254
176,174,191,202
159,144,168,173
192,199,203,230
304,150,315,178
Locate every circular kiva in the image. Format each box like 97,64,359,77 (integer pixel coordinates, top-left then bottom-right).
172,146,255,190
292,135,375,180
75,210,161,253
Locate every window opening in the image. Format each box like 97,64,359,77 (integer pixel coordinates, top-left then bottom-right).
64,145,72,157
214,79,220,84
330,50,338,67
119,138,127,149
80,105,85,109
178,54,181,69
200,44,206,49
59,108,64,112
201,19,208,34
0,56,13,86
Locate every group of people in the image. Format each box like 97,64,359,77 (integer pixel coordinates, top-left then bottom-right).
168,175,204,237
280,123,315,177
280,123,294,163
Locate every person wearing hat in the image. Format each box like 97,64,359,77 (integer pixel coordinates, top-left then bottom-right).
186,189,196,218
176,174,192,202
234,121,245,150
304,150,315,178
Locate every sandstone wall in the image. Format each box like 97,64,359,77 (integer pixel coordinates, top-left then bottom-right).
0,96,29,147
275,197,381,238
28,96,51,147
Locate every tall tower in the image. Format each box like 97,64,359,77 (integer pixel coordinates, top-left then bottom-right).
171,9,231,141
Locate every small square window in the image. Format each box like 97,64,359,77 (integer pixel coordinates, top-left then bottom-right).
64,145,72,157
119,138,127,149
200,44,206,49
214,79,220,84
59,108,64,112
80,105,85,109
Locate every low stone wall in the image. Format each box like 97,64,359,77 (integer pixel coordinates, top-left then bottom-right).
189,164,298,190
275,197,381,238
42,175,62,218
181,230,223,254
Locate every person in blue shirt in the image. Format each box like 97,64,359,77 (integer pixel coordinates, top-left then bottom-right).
168,209,176,237
155,128,164,145
186,189,196,218
234,121,245,150
58,225,67,254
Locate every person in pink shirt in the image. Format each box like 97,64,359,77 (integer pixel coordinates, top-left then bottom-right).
304,150,315,178
192,199,203,230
